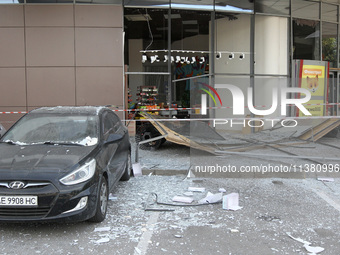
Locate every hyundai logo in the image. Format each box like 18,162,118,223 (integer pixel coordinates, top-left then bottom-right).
9,181,25,189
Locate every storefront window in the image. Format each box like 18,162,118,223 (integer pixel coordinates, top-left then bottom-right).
171,0,213,11
124,7,169,107
124,0,169,7
76,0,121,3
323,0,340,4
215,0,253,13
0,0,21,3
255,0,289,16
125,8,169,66
322,22,338,68
293,18,320,60
292,0,320,20
322,3,338,22
26,0,73,3
170,8,212,107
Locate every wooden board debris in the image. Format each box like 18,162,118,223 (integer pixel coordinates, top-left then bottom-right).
139,113,340,154
298,118,340,141
145,116,217,154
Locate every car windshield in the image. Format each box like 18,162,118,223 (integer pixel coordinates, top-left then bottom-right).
1,114,99,146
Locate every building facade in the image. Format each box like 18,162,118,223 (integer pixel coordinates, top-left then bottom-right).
1,0,339,130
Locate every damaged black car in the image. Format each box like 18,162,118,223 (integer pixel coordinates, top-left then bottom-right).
0,106,132,223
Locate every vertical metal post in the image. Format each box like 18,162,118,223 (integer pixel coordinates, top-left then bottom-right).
167,1,172,118
289,0,293,117
210,2,216,120
337,73,340,116
289,0,293,81
250,4,255,133
337,6,340,116
320,2,322,61
335,6,340,68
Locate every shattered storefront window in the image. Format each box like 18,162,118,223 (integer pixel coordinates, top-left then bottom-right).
188,74,340,179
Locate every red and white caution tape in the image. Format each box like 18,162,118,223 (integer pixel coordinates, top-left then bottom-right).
0,111,27,115
1,101,339,114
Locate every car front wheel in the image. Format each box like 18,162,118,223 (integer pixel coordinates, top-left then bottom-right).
89,176,108,222
120,153,132,181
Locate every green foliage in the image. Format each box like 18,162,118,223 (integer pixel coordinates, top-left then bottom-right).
322,37,337,65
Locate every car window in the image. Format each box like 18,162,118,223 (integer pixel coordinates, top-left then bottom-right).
103,112,123,139
1,115,99,146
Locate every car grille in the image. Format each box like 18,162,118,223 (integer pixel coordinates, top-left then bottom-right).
0,182,50,189
0,206,50,217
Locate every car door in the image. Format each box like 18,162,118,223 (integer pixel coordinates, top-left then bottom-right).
102,111,128,190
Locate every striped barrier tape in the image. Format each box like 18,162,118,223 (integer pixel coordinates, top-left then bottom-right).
0,111,28,114
1,102,339,114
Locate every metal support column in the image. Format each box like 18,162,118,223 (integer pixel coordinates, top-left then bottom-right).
167,2,172,118
250,5,255,133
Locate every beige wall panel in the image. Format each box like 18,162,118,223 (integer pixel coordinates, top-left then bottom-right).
0,28,25,67
25,5,74,27
75,28,122,67
0,68,26,106
76,67,123,106
27,67,75,107
0,5,24,27
26,27,74,66
75,5,122,27
0,107,26,130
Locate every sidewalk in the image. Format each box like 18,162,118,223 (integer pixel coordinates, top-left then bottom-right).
1,176,339,255
115,175,340,254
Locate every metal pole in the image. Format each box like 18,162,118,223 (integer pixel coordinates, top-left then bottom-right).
250,3,255,133
210,1,216,121
167,1,172,118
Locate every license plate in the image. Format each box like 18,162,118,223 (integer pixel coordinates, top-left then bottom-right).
0,195,38,206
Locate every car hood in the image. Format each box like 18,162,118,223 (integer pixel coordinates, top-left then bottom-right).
0,144,95,174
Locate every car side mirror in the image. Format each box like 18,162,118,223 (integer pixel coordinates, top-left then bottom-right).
105,133,123,144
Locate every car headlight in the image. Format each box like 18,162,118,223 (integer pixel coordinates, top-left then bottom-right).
60,159,96,185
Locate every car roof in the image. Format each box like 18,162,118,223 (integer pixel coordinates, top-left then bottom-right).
29,106,109,116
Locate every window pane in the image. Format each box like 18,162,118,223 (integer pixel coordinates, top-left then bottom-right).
214,0,253,13
124,8,169,72
322,22,337,68
170,0,213,11
76,0,122,4
26,0,73,3
323,0,340,4
124,0,169,8
293,19,320,60
0,0,21,3
170,9,212,106
292,0,320,20
126,74,169,108
322,3,338,23
255,0,289,16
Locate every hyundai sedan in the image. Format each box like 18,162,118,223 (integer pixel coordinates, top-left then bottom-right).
0,106,131,223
